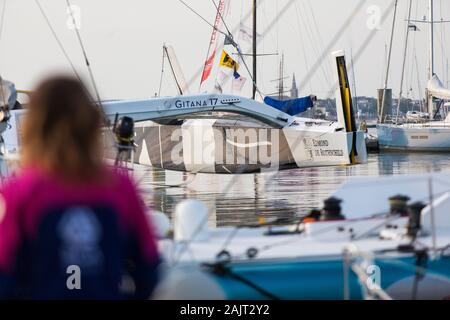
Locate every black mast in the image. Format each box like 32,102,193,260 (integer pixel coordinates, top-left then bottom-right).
252,0,257,99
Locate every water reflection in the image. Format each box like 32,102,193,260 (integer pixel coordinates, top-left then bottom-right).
136,152,450,227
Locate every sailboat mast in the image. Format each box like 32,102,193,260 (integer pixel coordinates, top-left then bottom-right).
429,0,435,80
447,59,449,88
379,0,398,123
278,53,284,99
396,0,413,123
428,0,435,117
350,48,359,120
252,0,257,99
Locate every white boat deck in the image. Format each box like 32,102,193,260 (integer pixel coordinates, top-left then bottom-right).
159,217,450,264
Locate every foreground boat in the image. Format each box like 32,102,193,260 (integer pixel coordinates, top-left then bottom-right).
152,172,450,300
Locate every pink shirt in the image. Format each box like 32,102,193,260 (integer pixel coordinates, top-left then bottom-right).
0,165,159,273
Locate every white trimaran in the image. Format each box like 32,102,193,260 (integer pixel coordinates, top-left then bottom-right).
0,0,366,174
377,0,450,151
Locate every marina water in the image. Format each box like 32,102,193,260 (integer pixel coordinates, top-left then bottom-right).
136,151,450,227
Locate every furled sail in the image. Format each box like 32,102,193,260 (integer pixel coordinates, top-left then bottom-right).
427,74,450,100
263,95,315,116
164,44,190,95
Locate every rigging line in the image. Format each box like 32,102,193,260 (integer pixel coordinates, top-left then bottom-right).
162,71,177,97
0,0,6,43
64,0,115,147
178,0,259,94
259,2,279,92
296,0,369,92
175,171,450,265
209,0,263,98
306,0,333,85
275,0,279,54
279,182,450,253
209,0,264,99
0,0,7,109
237,0,297,79
408,1,419,99
351,214,409,242
298,0,329,88
439,0,445,79
220,268,281,300
236,44,264,99
65,0,102,107
178,0,228,38
217,226,241,255
444,2,449,87
239,0,243,23
380,0,399,123
375,257,450,287
350,48,359,118
34,0,81,82
185,0,293,90
196,0,225,92
164,46,184,95
232,178,450,260
157,45,165,97
321,0,399,102
396,0,413,123
294,2,312,94
251,178,450,249
229,215,393,261
415,51,424,111
310,1,334,84
209,0,233,40
306,0,334,88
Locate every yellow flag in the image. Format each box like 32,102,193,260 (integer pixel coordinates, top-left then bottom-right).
219,50,239,70
258,216,266,225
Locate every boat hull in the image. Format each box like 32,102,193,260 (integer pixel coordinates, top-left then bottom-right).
106,120,367,173
377,124,450,151
198,255,450,300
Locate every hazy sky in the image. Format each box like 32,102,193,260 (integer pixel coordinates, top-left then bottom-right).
0,0,449,100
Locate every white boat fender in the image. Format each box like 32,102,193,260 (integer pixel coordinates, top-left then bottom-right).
174,199,209,242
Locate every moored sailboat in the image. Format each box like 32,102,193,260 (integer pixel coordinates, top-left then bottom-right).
377,0,450,151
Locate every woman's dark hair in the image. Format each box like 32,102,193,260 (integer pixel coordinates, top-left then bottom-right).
22,76,104,181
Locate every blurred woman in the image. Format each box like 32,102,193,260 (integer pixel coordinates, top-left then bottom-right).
0,76,160,299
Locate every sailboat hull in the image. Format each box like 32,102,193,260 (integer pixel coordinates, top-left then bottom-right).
105,120,367,173
206,255,450,299
154,253,450,300
377,124,450,151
